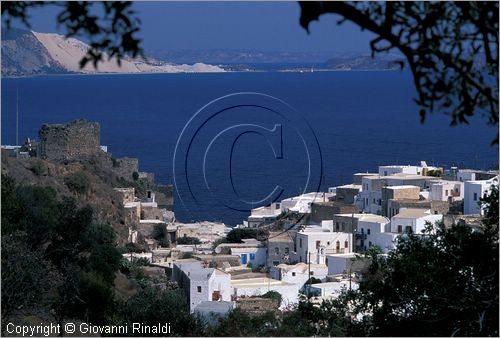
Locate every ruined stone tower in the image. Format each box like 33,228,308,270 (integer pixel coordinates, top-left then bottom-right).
38,119,100,161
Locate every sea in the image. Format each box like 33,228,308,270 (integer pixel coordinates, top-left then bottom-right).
1,70,498,225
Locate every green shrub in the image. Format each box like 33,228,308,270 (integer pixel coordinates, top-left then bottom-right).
29,160,45,176
261,290,282,306
177,235,201,245
64,171,90,195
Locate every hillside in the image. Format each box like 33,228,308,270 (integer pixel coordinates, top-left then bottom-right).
1,28,225,76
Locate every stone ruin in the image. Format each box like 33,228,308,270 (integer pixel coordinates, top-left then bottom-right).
38,119,100,161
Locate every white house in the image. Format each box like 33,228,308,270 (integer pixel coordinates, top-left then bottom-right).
358,176,385,214
294,226,353,264
429,180,464,201
378,161,440,177
269,262,328,290
172,260,231,312
390,208,443,234
247,202,282,228
464,177,498,215
231,277,300,309
281,192,334,214
326,253,360,275
305,280,359,301
230,246,267,268
215,238,267,267
355,214,394,252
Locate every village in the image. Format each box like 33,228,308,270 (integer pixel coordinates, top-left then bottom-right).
2,119,498,324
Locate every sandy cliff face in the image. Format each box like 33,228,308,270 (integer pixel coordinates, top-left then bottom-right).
2,28,226,76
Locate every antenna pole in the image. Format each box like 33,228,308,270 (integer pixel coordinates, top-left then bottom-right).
16,88,19,156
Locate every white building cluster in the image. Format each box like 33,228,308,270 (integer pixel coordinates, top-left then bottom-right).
117,161,498,318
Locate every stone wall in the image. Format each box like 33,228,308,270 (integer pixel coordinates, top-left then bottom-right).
335,186,361,204
38,119,100,161
115,188,136,204
141,206,165,220
387,199,450,218
113,157,139,180
310,202,360,223
237,297,279,314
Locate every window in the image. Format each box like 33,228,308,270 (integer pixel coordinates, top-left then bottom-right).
361,228,364,234
299,238,302,248
341,222,345,231
405,226,412,234
249,253,255,260
284,247,289,255
378,199,381,206
309,271,314,275
273,261,279,266
397,225,403,233
373,198,376,203
275,247,279,255
299,256,302,262
276,203,280,208
344,241,348,248
473,192,478,201
316,241,321,249
292,272,296,277
367,229,371,235
369,241,372,247
336,222,340,231
384,171,388,176
327,241,330,245
336,241,340,251
197,286,202,293
445,189,448,196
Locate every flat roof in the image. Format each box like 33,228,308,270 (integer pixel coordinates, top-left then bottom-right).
309,281,352,288
325,253,357,258
386,185,420,190
335,213,389,223
231,277,293,288
388,173,436,180
194,301,233,313
139,219,164,224
336,184,362,189
393,208,431,218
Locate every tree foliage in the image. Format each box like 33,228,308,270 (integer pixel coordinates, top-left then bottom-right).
299,1,499,143
1,175,122,329
177,235,202,245
225,228,268,243
152,223,170,247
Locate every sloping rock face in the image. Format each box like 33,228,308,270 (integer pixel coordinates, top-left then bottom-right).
1,28,67,76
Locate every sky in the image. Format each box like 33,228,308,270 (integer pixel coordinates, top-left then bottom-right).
19,1,375,53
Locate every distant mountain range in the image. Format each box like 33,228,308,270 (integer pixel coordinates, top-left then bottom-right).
2,28,404,77
147,49,405,70
1,28,225,77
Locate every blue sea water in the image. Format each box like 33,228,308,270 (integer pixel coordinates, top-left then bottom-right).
1,71,498,224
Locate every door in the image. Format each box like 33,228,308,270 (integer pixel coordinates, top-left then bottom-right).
241,254,247,264
212,291,221,301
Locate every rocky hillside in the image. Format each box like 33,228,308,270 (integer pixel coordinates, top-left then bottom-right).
2,150,133,245
2,28,225,77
